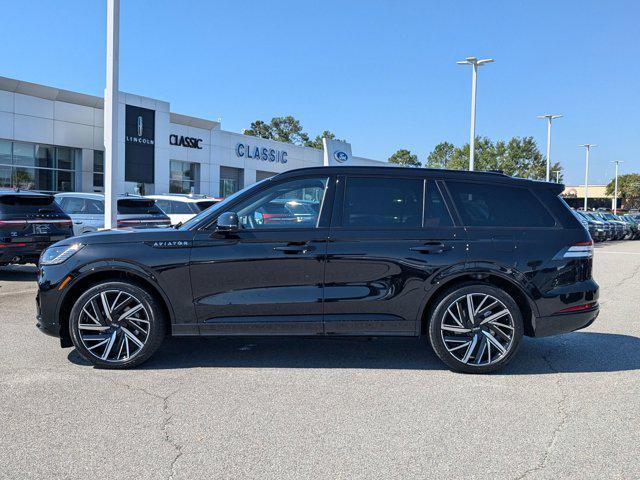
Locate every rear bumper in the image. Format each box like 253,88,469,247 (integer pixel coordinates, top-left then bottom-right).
0,243,50,264
532,305,599,337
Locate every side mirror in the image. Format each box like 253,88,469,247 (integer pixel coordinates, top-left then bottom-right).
215,211,239,234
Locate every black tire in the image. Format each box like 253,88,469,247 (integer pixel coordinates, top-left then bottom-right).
69,280,165,369
427,282,524,374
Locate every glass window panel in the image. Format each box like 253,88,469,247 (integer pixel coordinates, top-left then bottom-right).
56,147,75,170
0,140,11,165
35,145,54,168
56,170,74,192
13,167,36,189
93,173,104,188
343,177,423,228
446,181,556,228
13,143,35,166
0,165,11,188
424,181,453,227
93,150,104,173
235,177,328,230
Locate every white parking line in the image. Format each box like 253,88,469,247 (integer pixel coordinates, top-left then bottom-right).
595,251,640,255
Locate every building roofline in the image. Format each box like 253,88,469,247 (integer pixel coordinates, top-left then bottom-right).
0,75,104,109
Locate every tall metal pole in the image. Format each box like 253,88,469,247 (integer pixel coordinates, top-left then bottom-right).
469,64,477,171
612,160,623,214
580,144,597,211
545,117,551,181
104,0,120,229
537,114,562,182
458,57,493,171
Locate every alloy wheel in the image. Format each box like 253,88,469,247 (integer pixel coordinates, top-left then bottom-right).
77,289,151,363
439,293,515,366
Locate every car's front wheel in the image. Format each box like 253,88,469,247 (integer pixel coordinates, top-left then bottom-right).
69,280,165,368
428,283,524,373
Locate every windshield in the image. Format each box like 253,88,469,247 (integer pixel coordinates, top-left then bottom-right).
178,178,270,230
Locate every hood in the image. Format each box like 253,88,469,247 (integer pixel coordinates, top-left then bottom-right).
57,227,189,246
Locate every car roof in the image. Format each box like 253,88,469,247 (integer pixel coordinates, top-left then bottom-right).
146,194,220,202
55,192,149,201
0,189,53,199
271,166,563,191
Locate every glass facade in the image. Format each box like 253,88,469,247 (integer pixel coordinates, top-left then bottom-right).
170,160,200,194
0,140,80,192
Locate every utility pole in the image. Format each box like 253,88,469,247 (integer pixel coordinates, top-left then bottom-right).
612,160,623,214
104,0,120,229
457,57,494,171
579,144,597,211
537,114,563,182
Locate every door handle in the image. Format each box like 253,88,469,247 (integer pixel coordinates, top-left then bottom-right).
274,243,314,254
73,221,82,225
410,242,447,254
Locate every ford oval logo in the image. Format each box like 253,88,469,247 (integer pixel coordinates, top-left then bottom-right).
333,150,349,163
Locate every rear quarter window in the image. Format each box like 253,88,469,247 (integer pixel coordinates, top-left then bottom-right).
446,181,556,228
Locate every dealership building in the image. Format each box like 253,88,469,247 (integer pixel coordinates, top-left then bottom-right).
0,75,385,197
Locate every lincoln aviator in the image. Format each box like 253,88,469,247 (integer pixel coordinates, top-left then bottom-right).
36,166,599,373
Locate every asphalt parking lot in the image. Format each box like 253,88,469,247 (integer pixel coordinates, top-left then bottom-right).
1,241,639,480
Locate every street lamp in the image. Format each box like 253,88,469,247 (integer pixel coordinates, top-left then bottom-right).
553,167,562,183
537,114,563,182
579,144,597,211
104,0,120,229
612,160,623,214
457,56,494,171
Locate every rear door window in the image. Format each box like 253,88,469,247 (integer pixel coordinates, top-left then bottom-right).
424,181,453,227
446,181,556,228
342,177,423,228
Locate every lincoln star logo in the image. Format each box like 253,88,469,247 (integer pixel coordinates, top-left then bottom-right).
148,240,192,248
333,150,349,163
137,115,143,137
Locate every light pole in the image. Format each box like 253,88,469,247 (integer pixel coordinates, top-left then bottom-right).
537,114,563,182
104,0,120,229
579,144,597,211
554,168,562,183
457,56,494,171
612,160,623,214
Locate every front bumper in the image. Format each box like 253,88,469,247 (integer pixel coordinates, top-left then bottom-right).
532,305,599,337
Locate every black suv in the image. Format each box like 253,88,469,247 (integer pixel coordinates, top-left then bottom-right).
0,190,74,266
36,167,599,373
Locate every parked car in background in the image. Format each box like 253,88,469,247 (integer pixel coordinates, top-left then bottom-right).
598,211,630,240
573,210,603,242
581,211,612,241
0,190,73,266
620,214,640,239
146,194,222,226
55,193,170,235
37,166,599,373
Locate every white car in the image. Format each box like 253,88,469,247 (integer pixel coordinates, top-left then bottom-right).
55,192,171,235
146,194,222,225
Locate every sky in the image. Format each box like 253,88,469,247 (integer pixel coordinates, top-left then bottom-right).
1,0,639,185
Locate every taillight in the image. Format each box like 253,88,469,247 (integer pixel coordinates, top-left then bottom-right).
555,302,597,314
558,240,593,259
0,220,27,227
0,243,27,248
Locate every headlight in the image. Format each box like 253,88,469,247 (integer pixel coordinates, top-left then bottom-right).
40,243,84,266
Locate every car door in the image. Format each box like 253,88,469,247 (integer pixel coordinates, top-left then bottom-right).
58,196,89,235
324,175,468,335
190,174,335,335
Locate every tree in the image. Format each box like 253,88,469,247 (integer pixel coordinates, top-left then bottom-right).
424,136,560,179
244,116,309,146
388,149,421,167
425,142,455,169
605,173,640,208
304,130,345,150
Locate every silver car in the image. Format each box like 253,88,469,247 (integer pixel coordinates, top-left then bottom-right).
55,192,171,235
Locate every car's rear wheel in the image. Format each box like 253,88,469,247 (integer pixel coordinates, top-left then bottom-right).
428,283,523,373
69,280,165,369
